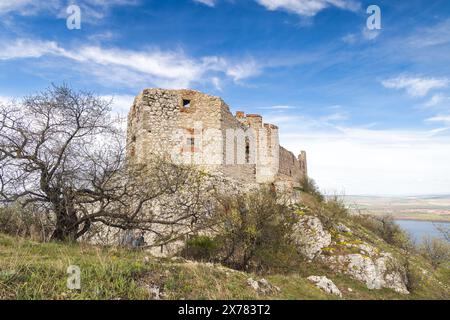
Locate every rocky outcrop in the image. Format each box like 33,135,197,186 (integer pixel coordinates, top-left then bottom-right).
292,216,332,260
321,252,409,294
247,278,281,295
307,276,342,297
293,215,409,294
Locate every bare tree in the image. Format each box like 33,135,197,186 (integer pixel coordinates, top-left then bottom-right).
419,236,450,269
0,84,207,242
434,223,450,243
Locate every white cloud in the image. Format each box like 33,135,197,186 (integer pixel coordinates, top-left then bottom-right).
362,27,380,41
258,108,450,195
320,112,348,122
426,115,450,125
342,27,380,45
0,96,12,105
0,0,139,23
0,38,262,88
0,39,64,60
424,94,449,108
382,76,449,97
0,0,58,15
193,0,217,7
225,59,262,82
260,105,297,110
425,94,448,107
66,46,205,85
408,19,450,48
342,33,357,44
101,94,136,115
255,0,360,17
280,123,450,195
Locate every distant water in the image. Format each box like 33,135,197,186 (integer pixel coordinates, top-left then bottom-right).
395,220,449,243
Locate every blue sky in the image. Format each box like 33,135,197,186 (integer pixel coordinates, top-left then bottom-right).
1,0,450,195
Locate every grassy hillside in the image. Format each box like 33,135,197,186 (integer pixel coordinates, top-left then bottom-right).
0,233,448,300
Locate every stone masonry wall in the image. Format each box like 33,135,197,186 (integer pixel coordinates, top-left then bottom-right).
127,88,307,187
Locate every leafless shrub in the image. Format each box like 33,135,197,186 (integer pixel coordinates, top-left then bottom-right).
0,84,208,243
0,204,53,242
434,223,450,243
419,236,450,269
208,187,299,273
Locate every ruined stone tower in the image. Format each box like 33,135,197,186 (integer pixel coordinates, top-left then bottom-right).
127,89,307,188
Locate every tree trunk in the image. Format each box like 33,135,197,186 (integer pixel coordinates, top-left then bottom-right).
51,209,79,242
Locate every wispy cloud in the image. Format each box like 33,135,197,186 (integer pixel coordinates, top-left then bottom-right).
255,0,361,17
424,94,449,108
426,115,450,125
320,111,348,122
0,39,64,60
0,38,263,88
193,0,217,7
101,94,136,115
343,27,380,44
192,0,361,16
225,59,262,82
407,19,450,48
0,0,58,16
0,0,139,23
260,105,297,110
382,75,449,97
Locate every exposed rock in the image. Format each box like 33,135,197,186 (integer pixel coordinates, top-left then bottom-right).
292,216,332,260
148,285,162,300
321,252,409,294
336,223,352,234
247,278,281,295
247,278,260,291
307,276,342,297
293,214,409,294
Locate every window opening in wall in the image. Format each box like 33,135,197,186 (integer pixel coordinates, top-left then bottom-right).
245,137,250,164
187,137,195,147
183,99,191,108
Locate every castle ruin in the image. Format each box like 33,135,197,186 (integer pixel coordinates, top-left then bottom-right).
127,89,307,189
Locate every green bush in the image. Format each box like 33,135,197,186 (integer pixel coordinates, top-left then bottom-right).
296,176,324,202
211,187,300,273
402,255,421,293
297,192,349,229
182,235,220,262
351,214,412,250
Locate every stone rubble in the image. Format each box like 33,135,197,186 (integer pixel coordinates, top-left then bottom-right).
247,278,281,295
307,276,342,297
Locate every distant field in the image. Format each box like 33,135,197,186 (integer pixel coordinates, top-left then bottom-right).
343,195,450,222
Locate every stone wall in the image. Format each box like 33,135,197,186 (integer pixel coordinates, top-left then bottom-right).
127,88,307,187
278,147,308,185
